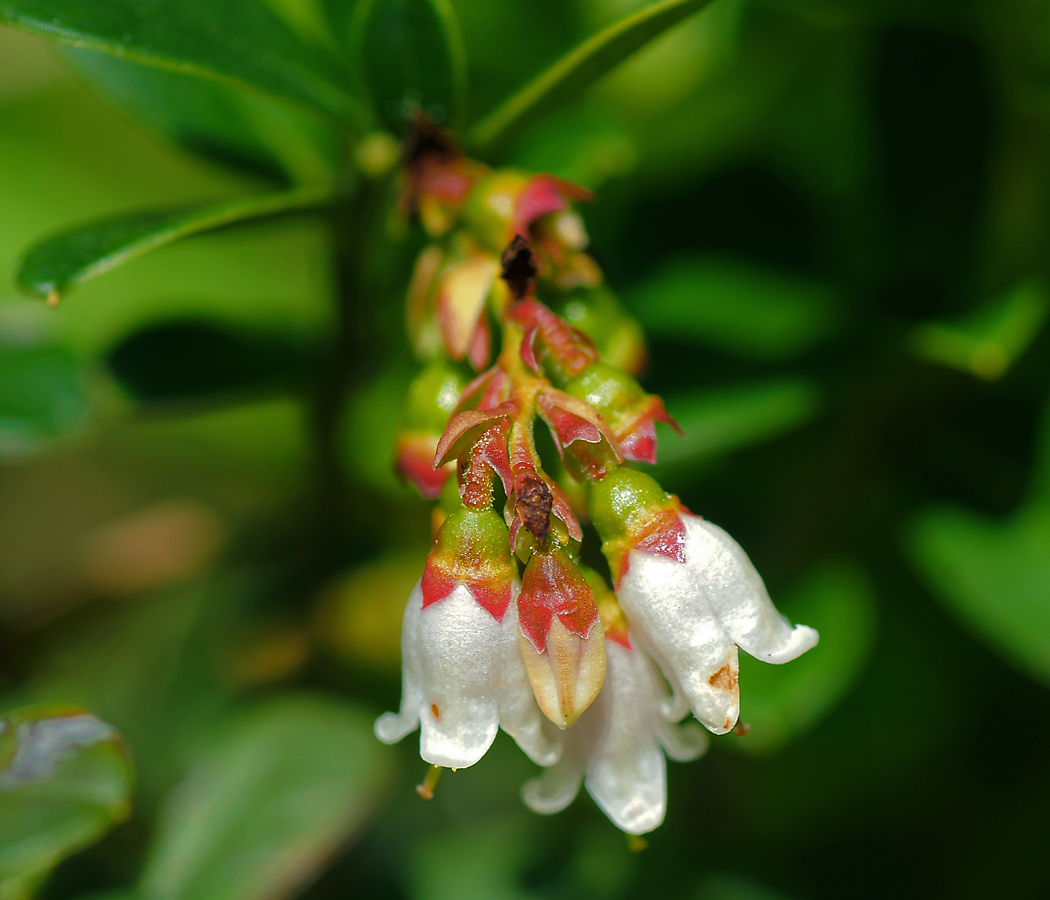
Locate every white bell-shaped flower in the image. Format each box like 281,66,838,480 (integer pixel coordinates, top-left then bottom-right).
375,581,560,769
617,514,818,735
521,636,706,834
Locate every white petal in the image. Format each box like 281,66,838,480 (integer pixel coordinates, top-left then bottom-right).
694,519,819,663
617,546,740,733
374,582,424,744
497,596,562,766
522,670,607,815
416,584,503,768
583,642,668,835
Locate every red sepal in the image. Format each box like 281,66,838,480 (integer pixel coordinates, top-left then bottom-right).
517,550,599,652
616,397,682,465
512,175,592,240
614,507,688,586
421,554,511,620
508,299,598,379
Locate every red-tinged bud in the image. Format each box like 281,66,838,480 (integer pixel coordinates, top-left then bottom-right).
588,468,688,587
563,363,680,465
558,287,648,377
536,387,623,481
462,171,592,258
508,299,599,383
421,506,514,620
517,549,606,727
401,120,487,237
435,248,500,365
395,363,465,498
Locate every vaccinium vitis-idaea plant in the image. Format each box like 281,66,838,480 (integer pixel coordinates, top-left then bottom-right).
377,124,818,834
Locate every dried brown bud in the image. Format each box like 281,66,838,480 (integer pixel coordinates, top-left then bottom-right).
501,234,538,301
516,473,553,544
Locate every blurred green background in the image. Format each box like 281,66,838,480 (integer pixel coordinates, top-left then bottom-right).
1,1,1049,899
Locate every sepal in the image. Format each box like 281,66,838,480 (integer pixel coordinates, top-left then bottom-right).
421,506,514,620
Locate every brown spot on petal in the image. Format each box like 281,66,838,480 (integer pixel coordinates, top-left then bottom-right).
430,703,440,720
516,474,553,544
708,664,737,692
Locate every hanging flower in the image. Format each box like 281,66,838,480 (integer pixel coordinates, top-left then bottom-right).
375,508,560,768
590,468,819,735
521,632,707,835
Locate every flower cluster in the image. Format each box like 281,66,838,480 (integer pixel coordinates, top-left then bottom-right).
377,126,818,835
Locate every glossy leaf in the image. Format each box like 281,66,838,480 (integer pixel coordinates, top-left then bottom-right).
631,257,838,360
469,0,717,149
655,379,821,470
18,185,335,302
0,307,93,459
139,694,391,900
908,505,1050,686
734,562,877,754
0,0,360,123
106,318,311,408
0,705,134,892
65,49,340,184
353,0,466,132
908,280,1049,381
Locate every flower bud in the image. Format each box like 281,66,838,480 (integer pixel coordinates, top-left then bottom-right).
395,362,465,498
563,363,679,465
517,549,606,727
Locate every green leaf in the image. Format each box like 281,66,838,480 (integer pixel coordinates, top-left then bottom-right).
908,280,1049,381
65,49,340,184
0,307,93,459
18,185,335,302
139,694,391,900
106,319,311,408
655,378,821,470
907,505,1050,687
631,257,839,360
0,705,134,894
0,0,360,123
734,561,877,754
353,0,466,132
469,0,717,150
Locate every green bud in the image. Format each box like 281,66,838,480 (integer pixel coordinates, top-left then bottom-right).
403,362,464,432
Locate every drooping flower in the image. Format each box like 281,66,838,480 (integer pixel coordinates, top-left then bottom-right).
522,631,707,834
375,507,559,768
590,468,819,735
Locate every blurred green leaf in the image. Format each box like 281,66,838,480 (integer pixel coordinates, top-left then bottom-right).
631,257,838,360
353,0,466,132
106,318,311,408
908,280,1049,381
139,694,391,900
0,308,92,460
908,505,1050,687
469,0,717,150
656,378,820,470
0,705,133,896
65,50,340,184
411,819,535,900
0,0,361,123
18,185,335,301
694,874,798,900
734,561,877,753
